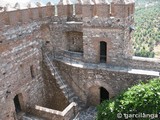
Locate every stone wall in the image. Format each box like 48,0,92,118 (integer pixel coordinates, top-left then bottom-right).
50,19,134,66
0,21,46,119
83,28,125,64
55,60,157,106
0,11,76,118
50,21,83,52
0,8,82,118
82,13,134,65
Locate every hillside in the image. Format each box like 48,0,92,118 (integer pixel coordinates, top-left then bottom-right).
135,0,159,8
133,1,160,58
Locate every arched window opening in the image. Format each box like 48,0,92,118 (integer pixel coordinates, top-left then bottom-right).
100,41,107,63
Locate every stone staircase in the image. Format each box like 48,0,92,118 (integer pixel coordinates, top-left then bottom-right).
44,53,86,111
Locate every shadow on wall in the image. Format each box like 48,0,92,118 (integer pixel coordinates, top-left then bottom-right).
42,61,69,111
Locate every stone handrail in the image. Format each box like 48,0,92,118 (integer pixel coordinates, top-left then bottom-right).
34,102,77,120
132,56,160,62
48,50,160,76
52,49,160,71
127,56,160,71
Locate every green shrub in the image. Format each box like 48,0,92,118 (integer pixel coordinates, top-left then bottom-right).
97,78,160,120
135,50,155,58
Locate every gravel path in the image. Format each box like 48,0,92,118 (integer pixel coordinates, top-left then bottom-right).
73,106,97,120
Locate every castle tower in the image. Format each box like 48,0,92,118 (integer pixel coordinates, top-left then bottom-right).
82,0,135,66
112,0,135,62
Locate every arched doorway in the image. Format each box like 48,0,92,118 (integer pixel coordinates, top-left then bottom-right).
100,41,107,63
86,81,114,106
100,87,109,103
87,86,110,106
13,94,23,114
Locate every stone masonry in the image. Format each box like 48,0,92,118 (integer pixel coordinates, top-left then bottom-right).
0,0,159,120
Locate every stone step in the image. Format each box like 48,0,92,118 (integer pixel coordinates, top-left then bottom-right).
51,72,55,76
60,84,68,89
57,80,67,86
49,67,55,71
78,106,83,111
63,88,73,95
66,91,75,99
55,74,62,79
69,96,79,103
77,101,86,108
55,75,62,80
54,72,58,75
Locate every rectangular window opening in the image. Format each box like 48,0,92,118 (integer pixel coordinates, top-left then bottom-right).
30,65,35,79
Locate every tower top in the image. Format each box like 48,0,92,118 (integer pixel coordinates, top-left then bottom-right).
112,0,135,4
58,0,73,5
82,0,94,5
92,0,109,4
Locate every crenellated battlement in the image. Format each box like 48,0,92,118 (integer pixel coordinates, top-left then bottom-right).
0,0,135,26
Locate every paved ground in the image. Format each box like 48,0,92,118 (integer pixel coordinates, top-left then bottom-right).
73,106,97,120
20,113,44,120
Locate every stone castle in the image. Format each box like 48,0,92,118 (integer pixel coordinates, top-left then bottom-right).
0,0,159,119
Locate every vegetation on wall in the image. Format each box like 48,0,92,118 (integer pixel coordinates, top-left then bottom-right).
132,1,160,58
96,78,160,120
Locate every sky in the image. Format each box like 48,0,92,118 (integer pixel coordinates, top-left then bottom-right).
0,0,113,8
1,0,73,6
0,0,54,8
0,0,66,9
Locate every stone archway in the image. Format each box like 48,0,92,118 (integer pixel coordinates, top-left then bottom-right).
86,80,114,106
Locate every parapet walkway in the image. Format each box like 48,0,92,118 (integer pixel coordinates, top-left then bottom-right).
53,55,160,77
